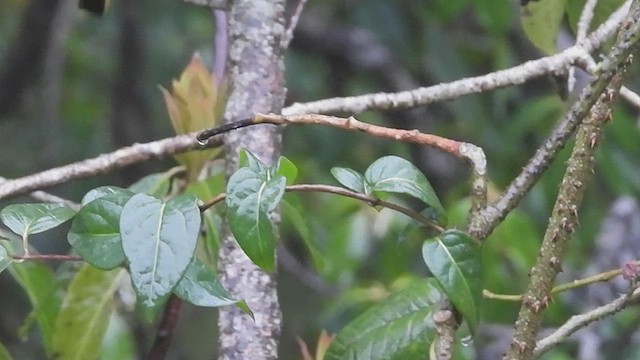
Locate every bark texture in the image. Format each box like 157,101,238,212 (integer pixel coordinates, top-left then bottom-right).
218,1,287,359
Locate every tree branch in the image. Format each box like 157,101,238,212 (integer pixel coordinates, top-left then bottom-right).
534,286,640,357
281,1,628,116
503,3,640,357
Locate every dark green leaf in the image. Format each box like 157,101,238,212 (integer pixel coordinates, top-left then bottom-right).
239,148,268,173
325,279,443,360
174,258,237,307
120,193,201,311
422,229,482,333
364,156,444,213
128,173,172,198
0,203,75,237
275,156,298,185
331,167,367,193
0,244,11,275
8,261,61,356
226,158,286,271
68,193,133,270
0,341,14,360
281,195,325,272
521,0,567,54
81,186,134,206
52,265,126,360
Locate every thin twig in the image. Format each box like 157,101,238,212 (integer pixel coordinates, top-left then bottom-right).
198,184,444,232
11,254,83,261
0,176,80,210
483,261,637,302
282,0,308,48
533,286,640,357
178,0,228,9
569,0,601,92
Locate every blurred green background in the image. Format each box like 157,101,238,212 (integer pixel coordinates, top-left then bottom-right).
1,0,640,359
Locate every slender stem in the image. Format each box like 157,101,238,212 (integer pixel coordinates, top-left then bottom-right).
12,254,83,261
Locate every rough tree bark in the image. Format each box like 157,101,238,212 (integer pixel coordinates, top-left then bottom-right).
218,1,286,359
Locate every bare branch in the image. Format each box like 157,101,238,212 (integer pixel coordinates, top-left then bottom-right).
282,0,308,48
179,0,228,9
282,1,628,116
534,287,640,357
0,134,223,201
569,0,601,92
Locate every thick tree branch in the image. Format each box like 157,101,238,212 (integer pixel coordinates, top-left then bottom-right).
503,3,640,357
217,1,286,359
469,1,640,241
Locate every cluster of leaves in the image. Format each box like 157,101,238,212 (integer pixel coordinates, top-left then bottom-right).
0,176,238,359
0,150,482,359
226,152,483,359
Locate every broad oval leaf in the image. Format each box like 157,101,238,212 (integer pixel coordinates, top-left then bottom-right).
0,203,75,237
174,258,237,307
422,229,482,333
52,265,126,360
331,167,366,194
120,193,201,310
226,163,286,272
364,156,444,213
0,245,10,275
68,193,133,270
325,279,443,360
521,0,567,54
81,186,133,206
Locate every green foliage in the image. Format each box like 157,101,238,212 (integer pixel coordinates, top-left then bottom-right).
8,261,61,356
52,265,126,360
332,155,445,214
128,172,173,198
68,190,133,270
422,230,483,333
120,193,201,312
0,203,75,241
0,244,10,274
325,279,442,360
174,257,237,308
0,342,13,360
521,0,567,54
225,150,288,271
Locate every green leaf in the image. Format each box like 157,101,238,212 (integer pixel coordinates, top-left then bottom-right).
81,186,134,206
0,203,75,237
128,173,172,198
120,193,201,311
422,229,482,333
0,244,10,275
174,258,237,307
275,156,298,185
325,279,443,360
52,265,126,360
68,193,133,270
281,195,325,272
226,156,286,271
0,342,14,360
331,167,366,193
521,0,567,54
239,149,268,173
364,156,444,213
8,261,61,356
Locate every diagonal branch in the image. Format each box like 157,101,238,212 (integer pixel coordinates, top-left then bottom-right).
282,1,628,116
